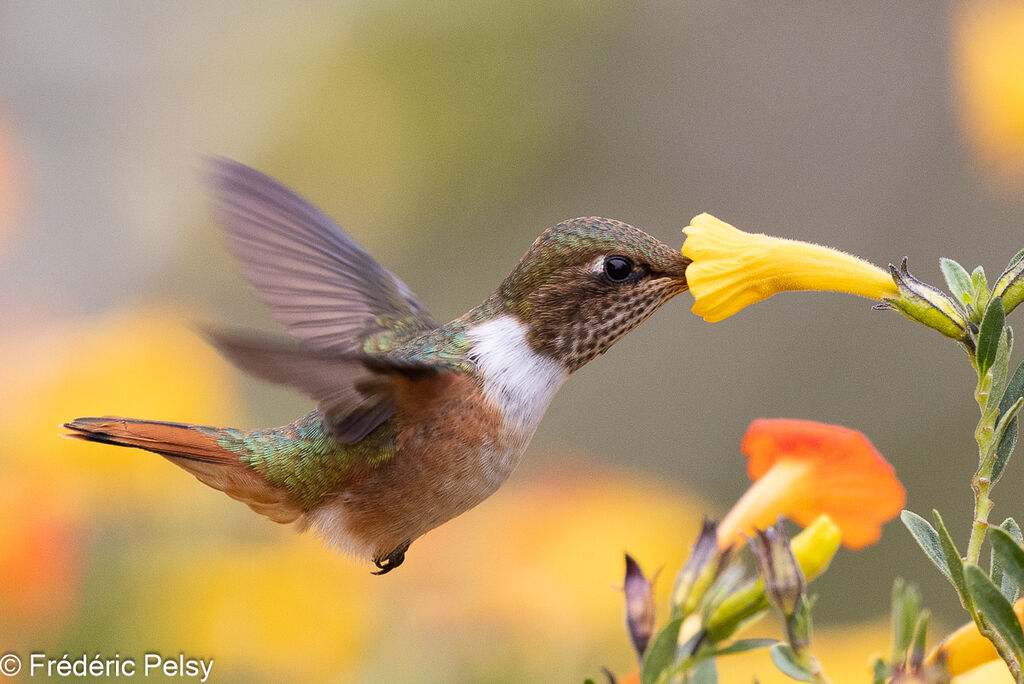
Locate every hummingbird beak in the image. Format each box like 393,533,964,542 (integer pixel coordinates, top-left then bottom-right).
660,251,691,293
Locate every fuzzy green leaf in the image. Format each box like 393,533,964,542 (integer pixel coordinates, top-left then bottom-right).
710,639,778,657
964,563,1024,662
933,510,972,611
768,644,815,682
689,658,717,684
911,610,930,669
941,258,976,307
991,328,1013,408
973,266,991,314
640,617,683,684
977,296,1005,377
891,578,920,660
994,361,1024,483
1009,249,1024,271
901,511,950,580
991,526,1024,602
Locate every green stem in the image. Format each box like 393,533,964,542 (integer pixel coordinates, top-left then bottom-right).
975,616,1023,683
966,370,998,566
966,355,1023,683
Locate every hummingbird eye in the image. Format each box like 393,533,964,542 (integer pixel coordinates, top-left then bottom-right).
603,256,634,283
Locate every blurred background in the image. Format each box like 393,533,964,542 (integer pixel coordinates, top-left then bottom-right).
2,1,1024,681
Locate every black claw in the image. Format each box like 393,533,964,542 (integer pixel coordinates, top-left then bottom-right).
371,539,411,575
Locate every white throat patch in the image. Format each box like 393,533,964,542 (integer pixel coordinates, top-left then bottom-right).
467,315,568,437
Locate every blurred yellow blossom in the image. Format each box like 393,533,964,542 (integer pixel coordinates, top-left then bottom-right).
0,304,245,652
0,304,243,512
927,596,1024,682
954,1,1024,188
717,419,905,551
951,659,1014,684
682,213,898,322
71,459,711,682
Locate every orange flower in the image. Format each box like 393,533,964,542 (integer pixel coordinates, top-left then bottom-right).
717,419,905,550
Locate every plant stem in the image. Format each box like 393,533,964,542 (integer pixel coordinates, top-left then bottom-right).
966,370,998,566
976,616,1023,683
966,356,1023,683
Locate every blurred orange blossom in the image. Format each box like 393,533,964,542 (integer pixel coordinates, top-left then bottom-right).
717,419,905,550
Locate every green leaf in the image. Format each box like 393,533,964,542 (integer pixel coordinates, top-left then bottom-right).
933,510,972,611
973,266,991,314
994,361,1024,483
689,658,717,684
710,638,778,657
941,258,976,307
890,577,920,660
768,644,815,682
911,610,930,668
1003,518,1023,545
991,526,1024,602
977,296,1005,377
901,510,951,580
1009,249,1024,271
998,519,1024,601
871,657,890,684
640,617,683,684
964,563,1024,662
991,328,1013,408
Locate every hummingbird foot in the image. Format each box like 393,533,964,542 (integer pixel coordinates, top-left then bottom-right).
371,539,411,575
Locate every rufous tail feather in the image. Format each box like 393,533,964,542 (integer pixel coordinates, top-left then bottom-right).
62,417,303,524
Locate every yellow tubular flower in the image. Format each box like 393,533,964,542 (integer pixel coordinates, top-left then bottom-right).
682,214,899,322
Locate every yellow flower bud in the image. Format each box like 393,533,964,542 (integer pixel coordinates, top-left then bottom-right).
993,252,1024,316
704,515,841,641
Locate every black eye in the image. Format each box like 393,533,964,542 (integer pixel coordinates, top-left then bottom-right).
603,256,633,282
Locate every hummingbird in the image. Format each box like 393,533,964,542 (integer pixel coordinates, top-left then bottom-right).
63,159,690,573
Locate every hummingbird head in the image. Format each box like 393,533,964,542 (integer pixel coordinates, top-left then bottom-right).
497,217,690,372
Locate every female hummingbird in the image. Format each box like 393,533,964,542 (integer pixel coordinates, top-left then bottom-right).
63,159,690,573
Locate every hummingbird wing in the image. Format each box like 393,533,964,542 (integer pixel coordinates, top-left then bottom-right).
208,158,439,354
204,328,465,444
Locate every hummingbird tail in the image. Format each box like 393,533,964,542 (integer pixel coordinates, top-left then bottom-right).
62,416,235,462
62,416,304,524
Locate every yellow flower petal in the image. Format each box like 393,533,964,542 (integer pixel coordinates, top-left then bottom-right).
928,597,1024,676
682,214,898,322
790,514,842,582
951,659,1015,684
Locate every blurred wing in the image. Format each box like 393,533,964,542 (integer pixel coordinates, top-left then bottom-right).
205,329,460,444
208,158,438,354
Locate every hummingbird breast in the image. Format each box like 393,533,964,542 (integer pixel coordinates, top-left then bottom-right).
308,320,568,560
